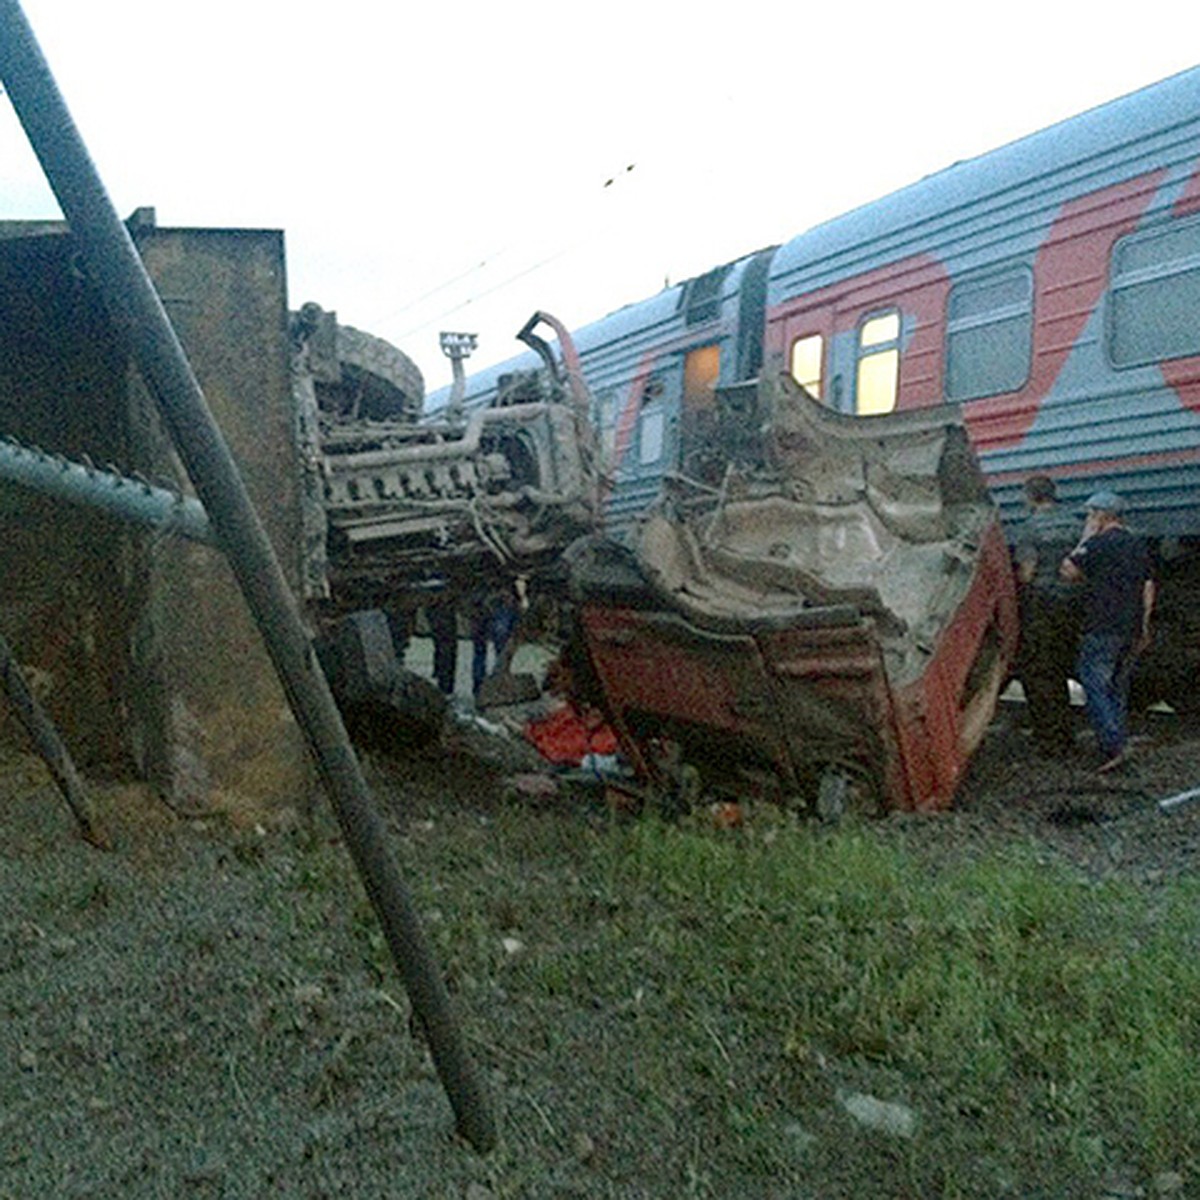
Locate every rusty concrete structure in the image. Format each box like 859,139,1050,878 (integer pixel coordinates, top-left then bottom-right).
0,214,602,814
0,211,312,812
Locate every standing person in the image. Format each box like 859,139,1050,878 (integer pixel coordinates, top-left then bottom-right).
1060,490,1155,772
1014,475,1082,756
386,594,458,698
467,579,521,700
425,599,459,698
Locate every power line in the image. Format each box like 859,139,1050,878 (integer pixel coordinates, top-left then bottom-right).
390,164,641,341
393,239,581,341
381,255,497,321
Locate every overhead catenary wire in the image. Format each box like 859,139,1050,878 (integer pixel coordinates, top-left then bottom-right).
390,163,641,343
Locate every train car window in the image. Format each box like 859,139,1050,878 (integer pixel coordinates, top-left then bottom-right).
683,345,720,410
855,311,900,415
639,408,665,465
945,268,1033,401
681,344,720,461
1110,216,1200,366
789,334,823,400
638,374,666,466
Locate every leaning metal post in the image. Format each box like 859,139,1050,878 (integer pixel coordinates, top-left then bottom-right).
0,629,109,849
0,0,496,1153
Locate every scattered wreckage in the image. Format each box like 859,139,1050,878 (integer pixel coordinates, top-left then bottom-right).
291,308,1020,816
0,291,1017,815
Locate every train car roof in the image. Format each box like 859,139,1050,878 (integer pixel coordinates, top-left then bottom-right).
768,65,1200,294
425,66,1200,413
425,249,768,412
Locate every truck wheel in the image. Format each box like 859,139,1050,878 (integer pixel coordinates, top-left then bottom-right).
335,323,425,420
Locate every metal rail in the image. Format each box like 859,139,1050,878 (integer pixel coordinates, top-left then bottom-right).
0,437,213,543
0,0,495,1152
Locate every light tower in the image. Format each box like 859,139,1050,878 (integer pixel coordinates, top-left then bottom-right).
440,331,478,421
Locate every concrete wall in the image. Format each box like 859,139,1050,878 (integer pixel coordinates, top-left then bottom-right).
0,220,314,815
0,228,136,771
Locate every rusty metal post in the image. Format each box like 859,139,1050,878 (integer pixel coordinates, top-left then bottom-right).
0,629,110,848
0,0,496,1153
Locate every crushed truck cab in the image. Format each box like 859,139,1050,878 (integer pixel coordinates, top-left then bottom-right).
566,372,1018,814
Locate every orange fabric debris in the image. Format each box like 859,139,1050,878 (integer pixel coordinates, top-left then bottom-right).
524,702,618,766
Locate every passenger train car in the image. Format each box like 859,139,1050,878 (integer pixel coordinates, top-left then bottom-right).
427,66,1200,701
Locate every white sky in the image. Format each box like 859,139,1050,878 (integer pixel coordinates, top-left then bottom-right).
2,1,1195,394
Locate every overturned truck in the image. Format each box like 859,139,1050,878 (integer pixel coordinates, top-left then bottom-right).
564,373,1019,815
0,256,1016,812
291,306,601,616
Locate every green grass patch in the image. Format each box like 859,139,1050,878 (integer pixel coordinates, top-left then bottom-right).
423,806,1200,1192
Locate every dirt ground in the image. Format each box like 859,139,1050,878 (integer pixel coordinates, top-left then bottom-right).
940,700,1200,883
1,693,1198,1199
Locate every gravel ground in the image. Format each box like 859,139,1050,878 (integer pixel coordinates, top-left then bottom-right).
1,692,1197,1198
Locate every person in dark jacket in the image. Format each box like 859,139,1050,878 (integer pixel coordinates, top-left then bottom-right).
1014,475,1082,756
1060,490,1155,772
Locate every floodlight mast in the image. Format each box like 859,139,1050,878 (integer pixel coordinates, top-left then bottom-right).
0,0,496,1154
440,331,478,420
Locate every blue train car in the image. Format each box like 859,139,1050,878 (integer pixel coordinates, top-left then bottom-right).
763,66,1200,537
429,66,1200,697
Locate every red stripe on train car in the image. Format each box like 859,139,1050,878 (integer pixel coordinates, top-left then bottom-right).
965,170,1167,451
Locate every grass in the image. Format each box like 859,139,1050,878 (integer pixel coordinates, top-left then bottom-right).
367,799,1200,1196
5,757,1197,1198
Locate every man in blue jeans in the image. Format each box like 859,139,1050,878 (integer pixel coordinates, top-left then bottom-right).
1059,490,1155,772
467,583,520,699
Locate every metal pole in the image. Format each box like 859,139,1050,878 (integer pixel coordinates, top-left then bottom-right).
0,629,110,849
0,438,213,543
0,0,495,1153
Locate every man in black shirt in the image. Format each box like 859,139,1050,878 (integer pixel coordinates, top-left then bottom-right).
1060,490,1155,772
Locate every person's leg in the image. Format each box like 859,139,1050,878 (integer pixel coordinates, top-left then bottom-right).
426,604,458,696
1045,598,1080,752
385,607,415,661
1021,601,1072,754
470,610,489,696
1111,639,1137,747
490,603,519,670
1076,633,1127,761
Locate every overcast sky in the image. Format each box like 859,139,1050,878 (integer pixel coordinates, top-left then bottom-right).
2,1,1195,394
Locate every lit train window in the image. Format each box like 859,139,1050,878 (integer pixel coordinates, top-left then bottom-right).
945,268,1033,401
855,311,900,415
1110,215,1200,366
683,345,720,410
789,334,823,400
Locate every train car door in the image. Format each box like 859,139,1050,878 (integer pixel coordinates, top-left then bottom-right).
607,364,680,533
680,342,720,474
